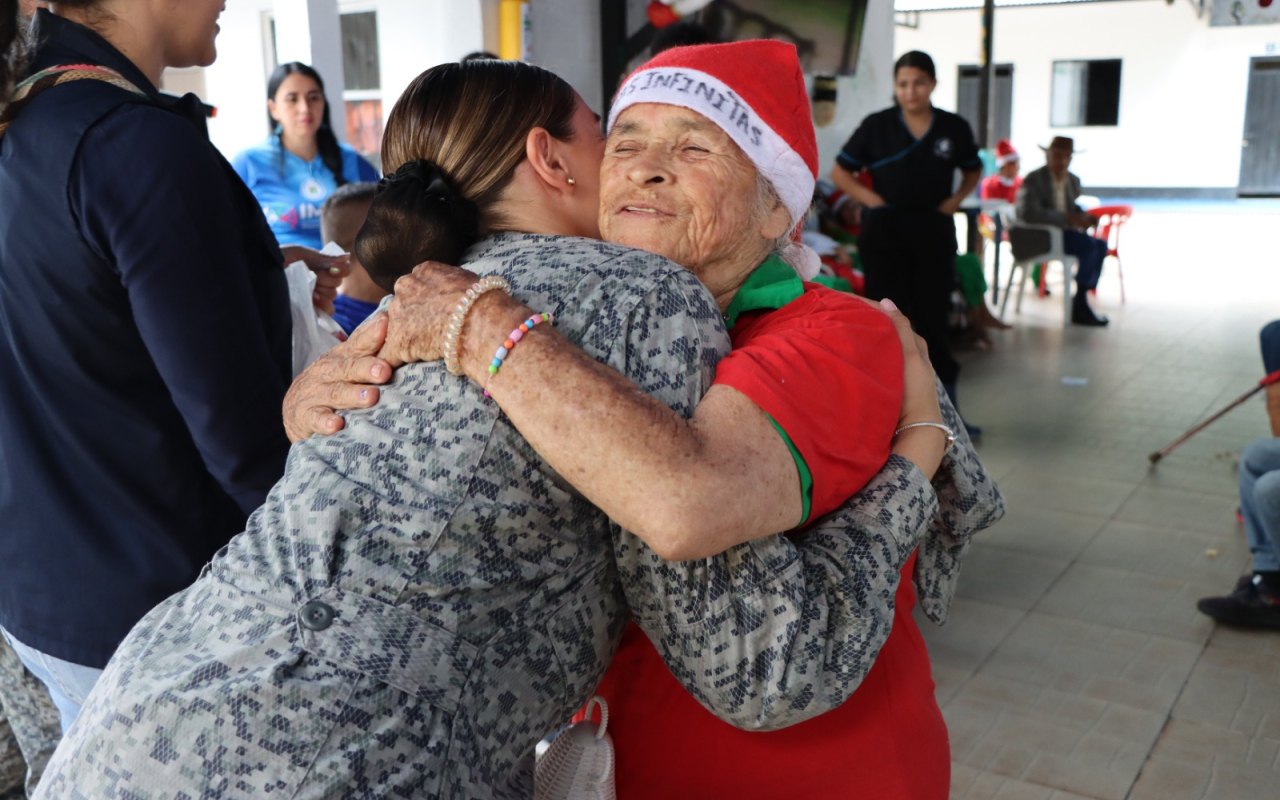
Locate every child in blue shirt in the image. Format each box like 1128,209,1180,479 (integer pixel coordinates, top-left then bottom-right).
232,62,378,249
321,182,385,335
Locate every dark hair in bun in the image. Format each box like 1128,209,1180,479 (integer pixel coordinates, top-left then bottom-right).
354,160,479,293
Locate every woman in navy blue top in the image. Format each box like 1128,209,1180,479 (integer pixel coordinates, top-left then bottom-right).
832,51,982,429
0,2,343,731
233,63,379,249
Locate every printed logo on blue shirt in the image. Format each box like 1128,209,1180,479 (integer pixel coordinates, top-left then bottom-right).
262,203,299,229
300,178,327,202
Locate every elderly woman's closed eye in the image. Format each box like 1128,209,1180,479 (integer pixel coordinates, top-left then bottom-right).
599,106,792,304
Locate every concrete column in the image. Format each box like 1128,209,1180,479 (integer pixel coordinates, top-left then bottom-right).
272,0,348,142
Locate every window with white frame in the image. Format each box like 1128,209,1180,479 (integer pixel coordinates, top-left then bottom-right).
1050,59,1121,127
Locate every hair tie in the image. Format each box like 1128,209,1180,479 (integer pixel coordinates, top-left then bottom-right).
380,159,458,202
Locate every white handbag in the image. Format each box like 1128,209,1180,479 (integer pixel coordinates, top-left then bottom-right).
534,696,616,800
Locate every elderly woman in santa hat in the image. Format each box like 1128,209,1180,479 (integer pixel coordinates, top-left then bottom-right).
51,45,998,800
287,42,1002,797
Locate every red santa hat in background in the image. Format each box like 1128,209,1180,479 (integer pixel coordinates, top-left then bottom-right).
607,39,823,280
646,0,715,27
995,139,1019,167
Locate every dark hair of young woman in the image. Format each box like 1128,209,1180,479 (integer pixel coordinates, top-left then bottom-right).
2,0,104,99
0,0,23,100
266,61,348,188
894,50,937,82
355,59,577,291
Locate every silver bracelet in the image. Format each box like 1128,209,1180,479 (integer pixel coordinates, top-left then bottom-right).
894,421,956,454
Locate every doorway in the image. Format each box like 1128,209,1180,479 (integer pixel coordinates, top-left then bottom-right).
957,64,1013,144
1239,57,1280,197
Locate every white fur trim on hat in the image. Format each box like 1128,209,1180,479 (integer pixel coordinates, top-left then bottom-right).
608,66,815,229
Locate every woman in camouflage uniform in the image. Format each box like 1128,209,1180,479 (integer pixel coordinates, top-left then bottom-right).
41,59,998,800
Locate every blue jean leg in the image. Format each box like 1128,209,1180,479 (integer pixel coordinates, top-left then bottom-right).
1239,438,1280,572
0,628,102,734
1061,230,1107,297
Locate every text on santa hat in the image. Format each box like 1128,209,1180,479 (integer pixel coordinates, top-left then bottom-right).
619,70,765,148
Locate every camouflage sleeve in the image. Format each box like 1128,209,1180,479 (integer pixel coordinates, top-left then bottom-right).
608,270,948,730
914,379,1007,625
615,455,940,731
0,638,59,796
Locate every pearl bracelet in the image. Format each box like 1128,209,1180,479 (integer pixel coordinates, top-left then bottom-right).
442,276,512,376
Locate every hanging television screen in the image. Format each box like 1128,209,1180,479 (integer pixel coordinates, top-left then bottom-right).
689,0,870,75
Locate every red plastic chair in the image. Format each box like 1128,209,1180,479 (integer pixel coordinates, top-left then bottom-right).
1088,204,1132,304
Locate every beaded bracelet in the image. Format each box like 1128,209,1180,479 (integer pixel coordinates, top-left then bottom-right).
442,275,512,376
483,312,554,398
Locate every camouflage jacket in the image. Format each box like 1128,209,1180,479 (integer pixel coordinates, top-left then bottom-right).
38,234,1002,800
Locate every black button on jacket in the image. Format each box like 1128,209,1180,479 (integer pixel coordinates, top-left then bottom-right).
0,11,293,668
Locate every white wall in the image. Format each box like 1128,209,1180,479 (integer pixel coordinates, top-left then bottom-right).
376,0,484,129
204,0,273,159
202,0,484,160
200,0,894,167
896,0,1278,190
814,0,896,176
528,2,604,113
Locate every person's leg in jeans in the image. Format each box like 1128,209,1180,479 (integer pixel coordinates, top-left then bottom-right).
0,630,102,734
1061,229,1107,324
1198,437,1280,627
1239,438,1280,575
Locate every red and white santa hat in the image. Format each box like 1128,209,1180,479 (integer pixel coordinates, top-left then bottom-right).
607,40,822,279
995,139,1019,166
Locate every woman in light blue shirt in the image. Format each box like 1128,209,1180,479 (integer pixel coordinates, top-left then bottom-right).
233,62,379,249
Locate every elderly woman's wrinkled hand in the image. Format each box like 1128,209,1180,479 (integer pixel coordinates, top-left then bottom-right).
282,315,392,442
378,261,483,368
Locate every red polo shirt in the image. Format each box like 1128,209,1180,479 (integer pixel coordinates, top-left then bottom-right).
589,257,949,799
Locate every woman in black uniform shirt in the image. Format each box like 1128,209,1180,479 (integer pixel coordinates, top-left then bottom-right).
832,50,982,431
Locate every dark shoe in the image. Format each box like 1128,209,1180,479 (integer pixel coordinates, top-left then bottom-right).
1196,575,1280,628
1071,306,1109,326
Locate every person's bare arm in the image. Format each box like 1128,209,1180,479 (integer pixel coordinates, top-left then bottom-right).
280,245,350,315
1266,383,1280,438
374,264,946,562
380,271,799,561
830,163,885,209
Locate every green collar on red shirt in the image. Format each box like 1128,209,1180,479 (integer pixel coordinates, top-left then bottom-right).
722,254,804,330
720,253,815,527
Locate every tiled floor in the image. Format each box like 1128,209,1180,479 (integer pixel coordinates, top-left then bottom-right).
934,200,1280,800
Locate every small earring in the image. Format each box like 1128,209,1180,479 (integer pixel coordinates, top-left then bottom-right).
567,177,576,186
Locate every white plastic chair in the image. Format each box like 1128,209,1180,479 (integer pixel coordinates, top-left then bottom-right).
998,212,1079,328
